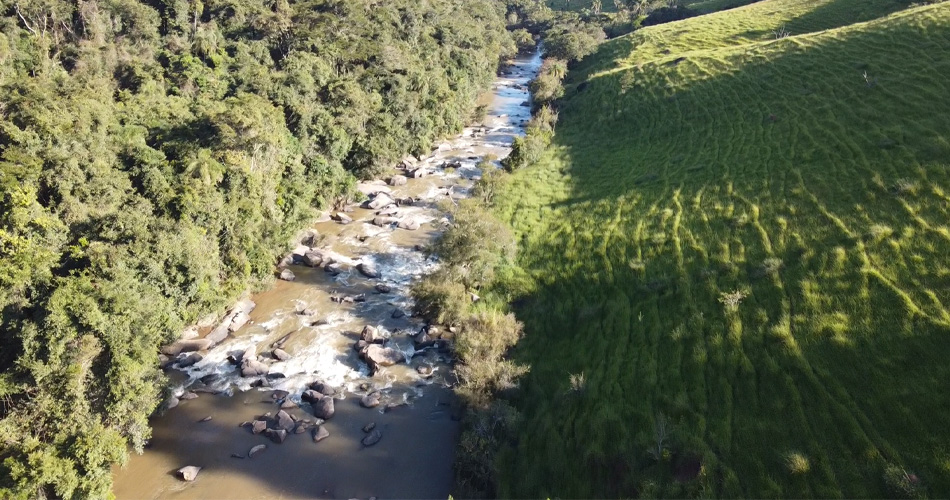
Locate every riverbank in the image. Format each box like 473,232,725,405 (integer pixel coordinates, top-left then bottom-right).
111,48,543,500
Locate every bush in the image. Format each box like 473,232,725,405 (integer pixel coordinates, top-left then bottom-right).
503,133,549,171
433,200,516,286
411,270,472,325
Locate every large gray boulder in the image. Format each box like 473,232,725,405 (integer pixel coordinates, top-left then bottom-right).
357,261,380,279
360,325,384,344
310,395,335,420
388,175,408,186
279,269,296,281
240,358,269,377
276,410,295,431
302,250,324,267
367,193,395,210
363,345,404,370
397,218,421,231
162,339,213,356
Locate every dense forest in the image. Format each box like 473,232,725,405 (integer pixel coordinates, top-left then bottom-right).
0,0,515,496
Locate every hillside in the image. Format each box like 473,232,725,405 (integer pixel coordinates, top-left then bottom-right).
494,0,950,497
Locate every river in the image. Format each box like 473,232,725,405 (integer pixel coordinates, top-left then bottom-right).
111,48,542,500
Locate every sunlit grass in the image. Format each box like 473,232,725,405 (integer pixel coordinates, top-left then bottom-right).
494,0,950,497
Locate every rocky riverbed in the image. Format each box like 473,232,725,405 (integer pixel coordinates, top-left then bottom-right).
111,48,542,500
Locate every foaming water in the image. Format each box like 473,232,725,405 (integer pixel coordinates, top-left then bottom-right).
112,48,542,500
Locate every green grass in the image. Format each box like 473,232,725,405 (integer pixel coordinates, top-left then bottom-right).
494,0,950,497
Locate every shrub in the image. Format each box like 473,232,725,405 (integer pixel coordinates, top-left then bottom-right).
433,200,517,286
456,310,525,363
784,451,811,475
411,269,471,325
883,464,925,499
503,133,549,171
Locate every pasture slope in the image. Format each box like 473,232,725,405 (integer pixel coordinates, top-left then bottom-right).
495,0,950,497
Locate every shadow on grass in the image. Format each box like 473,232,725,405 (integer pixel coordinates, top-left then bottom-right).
495,5,950,498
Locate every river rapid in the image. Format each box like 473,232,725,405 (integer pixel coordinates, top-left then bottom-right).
111,48,542,500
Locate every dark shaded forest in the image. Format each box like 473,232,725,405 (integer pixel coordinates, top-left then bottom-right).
0,0,514,496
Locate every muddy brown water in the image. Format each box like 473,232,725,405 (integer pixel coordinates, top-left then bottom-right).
111,48,542,500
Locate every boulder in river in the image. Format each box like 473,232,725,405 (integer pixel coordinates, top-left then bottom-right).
252,420,267,435
279,269,296,281
302,250,324,267
180,391,199,401
325,262,344,275
276,410,295,431
391,309,406,319
249,444,267,458
363,345,404,370
372,216,399,227
362,430,382,447
312,426,330,443
366,193,395,210
360,392,381,408
360,325,384,344
310,395,335,420
162,339,213,357
309,380,335,396
411,168,429,179
241,358,269,377
397,218,421,231
417,365,434,376
375,283,392,293
332,212,353,224
388,175,408,186
266,428,288,444
272,348,291,361
177,466,201,481
357,261,380,279
177,352,203,368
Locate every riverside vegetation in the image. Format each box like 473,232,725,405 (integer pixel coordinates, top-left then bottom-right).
487,0,950,497
0,0,519,497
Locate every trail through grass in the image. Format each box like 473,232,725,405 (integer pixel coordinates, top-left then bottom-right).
495,0,950,497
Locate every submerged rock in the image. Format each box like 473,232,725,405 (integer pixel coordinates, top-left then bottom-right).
362,430,382,446
375,283,392,293
177,466,201,481
312,425,330,443
362,422,376,433
360,392,381,408
249,444,267,458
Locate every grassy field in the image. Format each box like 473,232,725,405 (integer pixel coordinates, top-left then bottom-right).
493,0,950,497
